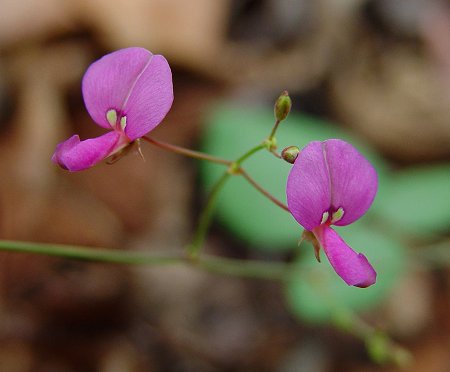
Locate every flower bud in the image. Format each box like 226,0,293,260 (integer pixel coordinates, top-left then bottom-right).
274,90,292,121
281,146,300,164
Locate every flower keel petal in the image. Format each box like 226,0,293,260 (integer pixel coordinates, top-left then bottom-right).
313,225,377,288
52,131,124,171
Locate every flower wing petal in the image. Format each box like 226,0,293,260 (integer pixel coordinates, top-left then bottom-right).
122,54,173,140
82,47,153,130
52,132,123,171
314,225,376,288
323,139,377,226
286,141,331,231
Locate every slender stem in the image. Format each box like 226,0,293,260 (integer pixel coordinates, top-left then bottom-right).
332,308,374,339
239,169,289,212
0,240,183,265
144,137,285,257
233,143,266,166
268,119,281,141
332,308,412,366
144,135,286,213
142,136,232,166
196,254,288,281
187,171,232,258
0,240,289,281
187,143,269,258
270,149,282,158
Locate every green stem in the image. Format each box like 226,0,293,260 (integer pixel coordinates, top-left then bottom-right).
0,240,184,265
187,171,232,258
0,240,289,281
233,143,267,167
196,254,288,281
142,136,285,259
187,143,268,258
268,119,281,141
332,308,412,366
239,168,289,212
142,136,232,166
143,135,286,213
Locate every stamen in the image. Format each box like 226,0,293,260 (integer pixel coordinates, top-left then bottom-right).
120,116,127,130
331,207,344,224
320,211,329,225
135,139,145,161
106,109,118,128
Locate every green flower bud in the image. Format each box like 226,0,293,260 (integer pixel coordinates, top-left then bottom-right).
281,145,300,164
274,90,292,122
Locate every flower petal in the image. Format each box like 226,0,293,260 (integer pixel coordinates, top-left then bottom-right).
323,139,377,226
313,225,377,288
122,54,173,140
82,47,154,130
286,141,331,231
52,131,123,171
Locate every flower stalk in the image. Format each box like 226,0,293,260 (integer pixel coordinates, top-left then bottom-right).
187,142,270,258
0,240,288,281
142,136,232,166
187,171,232,259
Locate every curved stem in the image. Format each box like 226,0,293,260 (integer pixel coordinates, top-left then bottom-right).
233,143,266,166
270,149,282,158
187,143,268,258
239,169,289,212
142,136,232,166
332,308,412,366
186,171,232,258
143,137,286,257
143,135,286,212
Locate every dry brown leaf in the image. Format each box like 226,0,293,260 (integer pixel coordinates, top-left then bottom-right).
75,0,230,70
330,45,450,161
0,0,73,47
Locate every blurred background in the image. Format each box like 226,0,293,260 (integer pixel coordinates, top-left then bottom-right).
0,0,449,371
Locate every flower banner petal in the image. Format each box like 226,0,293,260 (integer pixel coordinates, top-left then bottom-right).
82,47,153,130
52,131,123,172
323,139,377,226
313,225,377,288
123,54,173,140
287,141,331,231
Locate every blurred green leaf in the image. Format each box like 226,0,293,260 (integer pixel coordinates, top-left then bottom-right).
201,103,388,250
374,165,450,237
284,221,406,323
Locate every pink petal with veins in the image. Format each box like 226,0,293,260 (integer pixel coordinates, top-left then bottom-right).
323,139,378,226
82,48,173,138
122,54,173,140
286,141,331,231
82,48,153,130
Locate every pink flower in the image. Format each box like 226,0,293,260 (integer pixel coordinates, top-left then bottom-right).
286,139,378,287
52,47,173,171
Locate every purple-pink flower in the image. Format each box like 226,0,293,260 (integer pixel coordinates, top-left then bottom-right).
52,47,173,171
286,139,378,288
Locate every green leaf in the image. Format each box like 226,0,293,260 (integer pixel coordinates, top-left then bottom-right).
200,103,388,250
374,165,450,237
284,221,406,324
